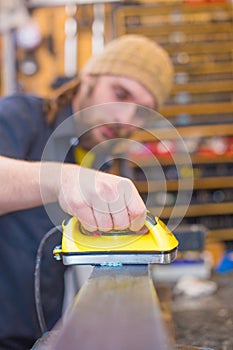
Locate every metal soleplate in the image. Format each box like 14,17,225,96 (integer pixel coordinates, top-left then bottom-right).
62,248,177,266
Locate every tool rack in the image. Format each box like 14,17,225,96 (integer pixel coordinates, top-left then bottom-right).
112,0,233,245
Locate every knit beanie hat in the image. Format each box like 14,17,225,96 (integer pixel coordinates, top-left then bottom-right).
81,35,174,107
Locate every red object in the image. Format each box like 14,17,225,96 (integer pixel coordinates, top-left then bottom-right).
198,136,233,156
145,140,177,157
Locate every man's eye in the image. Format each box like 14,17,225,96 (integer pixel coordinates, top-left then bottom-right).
114,87,130,100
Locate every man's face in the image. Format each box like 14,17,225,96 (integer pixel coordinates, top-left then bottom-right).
72,75,157,149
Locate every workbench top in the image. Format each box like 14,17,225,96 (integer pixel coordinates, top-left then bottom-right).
170,271,233,350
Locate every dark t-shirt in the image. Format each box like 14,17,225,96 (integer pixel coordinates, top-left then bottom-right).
0,94,74,349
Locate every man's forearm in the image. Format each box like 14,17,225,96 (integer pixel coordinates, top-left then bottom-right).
0,156,59,214
0,155,147,232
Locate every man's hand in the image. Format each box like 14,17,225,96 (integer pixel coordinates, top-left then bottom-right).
58,164,147,232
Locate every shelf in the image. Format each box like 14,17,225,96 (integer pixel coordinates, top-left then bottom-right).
171,80,233,94
207,227,233,243
159,102,233,117
123,23,233,37
175,63,233,75
165,42,233,55
117,2,232,15
132,123,233,142
150,202,233,219
134,176,233,192
129,154,233,166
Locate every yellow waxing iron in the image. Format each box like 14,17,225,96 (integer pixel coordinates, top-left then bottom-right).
53,211,178,266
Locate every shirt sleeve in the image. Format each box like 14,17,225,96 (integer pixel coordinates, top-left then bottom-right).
0,94,43,159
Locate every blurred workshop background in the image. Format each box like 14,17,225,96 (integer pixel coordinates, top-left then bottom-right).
0,0,233,349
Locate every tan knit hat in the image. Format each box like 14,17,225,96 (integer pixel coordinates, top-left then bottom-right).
81,35,174,107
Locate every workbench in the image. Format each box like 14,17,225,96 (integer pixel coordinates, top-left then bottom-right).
167,271,233,349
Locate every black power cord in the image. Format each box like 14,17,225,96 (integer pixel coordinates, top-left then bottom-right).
34,225,62,334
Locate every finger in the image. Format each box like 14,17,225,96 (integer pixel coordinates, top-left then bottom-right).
91,194,113,232
108,186,130,230
75,206,98,232
113,177,147,232
110,205,130,230
114,178,146,231
129,207,147,232
110,178,147,232
93,207,113,232
126,191,147,232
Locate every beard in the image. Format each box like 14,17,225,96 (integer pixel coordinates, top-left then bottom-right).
72,79,138,151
